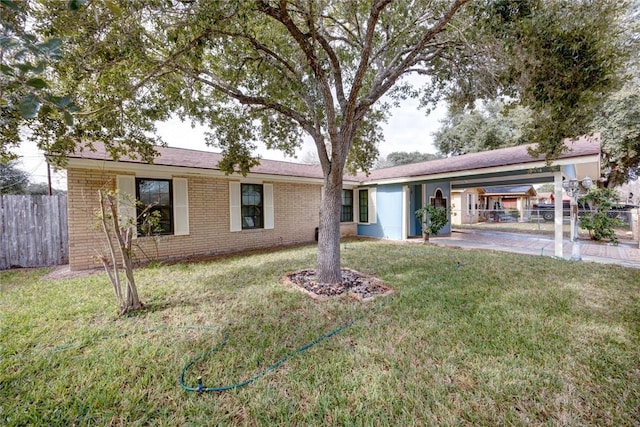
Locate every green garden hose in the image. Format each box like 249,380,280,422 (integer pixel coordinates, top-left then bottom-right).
180,263,464,393
179,298,390,393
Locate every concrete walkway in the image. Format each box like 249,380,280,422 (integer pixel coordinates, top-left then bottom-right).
429,229,640,269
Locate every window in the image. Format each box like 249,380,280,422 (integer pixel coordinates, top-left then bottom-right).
341,189,353,222
242,184,263,229
117,176,189,237
431,188,447,209
229,182,273,232
136,178,173,235
359,189,369,223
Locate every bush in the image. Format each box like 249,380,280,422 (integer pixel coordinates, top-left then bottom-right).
415,204,449,241
579,188,625,244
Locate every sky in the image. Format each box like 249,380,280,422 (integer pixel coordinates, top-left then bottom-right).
13,97,447,190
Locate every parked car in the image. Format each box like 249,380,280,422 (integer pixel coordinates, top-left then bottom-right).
490,210,517,222
532,201,590,221
533,200,637,222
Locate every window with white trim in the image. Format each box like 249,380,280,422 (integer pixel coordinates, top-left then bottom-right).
359,189,368,223
136,178,173,235
357,187,376,224
242,184,263,229
116,175,189,237
229,181,274,232
341,189,353,222
430,188,447,209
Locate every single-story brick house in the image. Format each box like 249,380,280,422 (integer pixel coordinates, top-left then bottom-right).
62,136,600,270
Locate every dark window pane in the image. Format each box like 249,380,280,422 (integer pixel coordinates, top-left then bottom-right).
359,189,368,223
241,184,264,229
341,189,353,222
136,178,173,235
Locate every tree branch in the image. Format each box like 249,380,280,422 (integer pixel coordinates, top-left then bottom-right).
312,18,347,108
358,0,470,115
256,0,339,145
171,64,317,135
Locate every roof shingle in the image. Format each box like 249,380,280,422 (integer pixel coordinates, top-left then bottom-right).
66,134,600,185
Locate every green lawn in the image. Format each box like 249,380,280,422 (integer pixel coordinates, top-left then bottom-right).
1,239,639,426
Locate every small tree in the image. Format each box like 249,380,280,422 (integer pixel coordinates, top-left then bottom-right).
415,205,450,243
96,189,156,314
579,188,625,244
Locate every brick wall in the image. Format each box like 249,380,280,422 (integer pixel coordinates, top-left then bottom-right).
67,168,355,270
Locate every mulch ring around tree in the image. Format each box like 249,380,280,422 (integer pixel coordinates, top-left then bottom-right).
284,268,394,301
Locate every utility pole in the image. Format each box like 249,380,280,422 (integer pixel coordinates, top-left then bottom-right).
47,162,52,196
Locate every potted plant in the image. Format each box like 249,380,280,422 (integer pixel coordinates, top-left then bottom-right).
415,204,450,243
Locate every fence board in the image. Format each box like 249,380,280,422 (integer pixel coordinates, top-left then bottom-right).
0,195,68,269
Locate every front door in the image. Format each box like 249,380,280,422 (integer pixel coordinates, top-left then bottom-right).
410,184,423,236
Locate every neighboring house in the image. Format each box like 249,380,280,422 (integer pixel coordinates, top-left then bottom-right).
451,187,484,226
481,185,537,222
535,191,570,204
451,185,536,225
62,135,600,270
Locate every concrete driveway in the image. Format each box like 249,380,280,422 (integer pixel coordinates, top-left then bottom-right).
430,229,640,269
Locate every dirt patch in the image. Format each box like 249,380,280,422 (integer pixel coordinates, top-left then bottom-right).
284,268,393,301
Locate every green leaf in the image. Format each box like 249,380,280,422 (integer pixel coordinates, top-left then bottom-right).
23,34,37,43
67,0,87,11
14,48,29,60
39,38,62,59
64,110,74,126
26,78,48,89
18,94,40,119
0,0,21,11
31,62,45,75
67,102,80,113
0,36,19,49
105,0,122,16
0,64,15,77
50,95,72,108
15,63,33,73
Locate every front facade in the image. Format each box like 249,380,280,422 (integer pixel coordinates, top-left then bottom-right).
63,136,600,270
65,146,359,270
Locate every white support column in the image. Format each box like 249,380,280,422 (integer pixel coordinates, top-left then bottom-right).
554,171,564,258
402,185,409,240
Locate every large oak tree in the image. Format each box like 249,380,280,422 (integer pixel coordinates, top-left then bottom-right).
6,0,634,283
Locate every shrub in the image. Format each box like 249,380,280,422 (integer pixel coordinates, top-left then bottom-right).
415,204,450,242
579,187,625,244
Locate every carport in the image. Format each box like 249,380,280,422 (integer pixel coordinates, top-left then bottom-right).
360,135,600,259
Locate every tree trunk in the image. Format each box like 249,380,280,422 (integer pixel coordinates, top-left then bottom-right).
122,227,143,311
98,190,124,309
104,192,143,314
316,169,343,284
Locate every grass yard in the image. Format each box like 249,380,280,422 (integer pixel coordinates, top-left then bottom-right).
1,239,639,426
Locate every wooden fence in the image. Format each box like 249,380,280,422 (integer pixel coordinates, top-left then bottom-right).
0,195,68,270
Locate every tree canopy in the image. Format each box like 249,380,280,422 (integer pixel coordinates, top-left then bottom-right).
375,151,442,169
3,0,636,283
594,82,640,187
0,161,29,194
434,101,532,156
435,82,640,188
0,0,82,163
